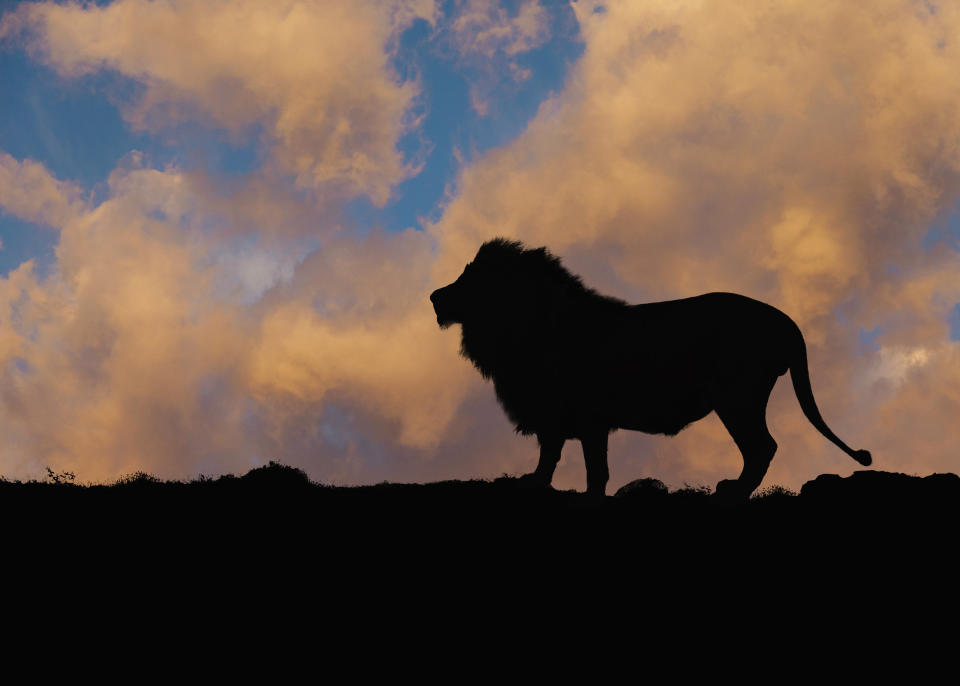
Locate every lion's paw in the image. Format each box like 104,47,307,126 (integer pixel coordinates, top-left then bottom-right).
515,472,553,489
714,478,749,502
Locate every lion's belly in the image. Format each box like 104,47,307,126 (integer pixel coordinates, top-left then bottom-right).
614,402,714,436
500,392,713,438
574,357,716,435
492,340,755,438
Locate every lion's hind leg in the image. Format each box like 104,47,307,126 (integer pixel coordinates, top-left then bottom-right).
714,377,778,501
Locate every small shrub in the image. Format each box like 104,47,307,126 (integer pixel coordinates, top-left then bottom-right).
674,483,713,497
752,484,798,500
115,471,161,486
45,467,77,485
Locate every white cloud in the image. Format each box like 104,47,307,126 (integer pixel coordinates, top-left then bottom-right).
451,0,549,57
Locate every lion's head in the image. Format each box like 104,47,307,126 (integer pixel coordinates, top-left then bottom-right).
430,238,587,330
430,239,600,384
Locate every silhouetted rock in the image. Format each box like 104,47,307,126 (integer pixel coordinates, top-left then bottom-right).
614,477,669,501
800,470,960,507
240,460,311,488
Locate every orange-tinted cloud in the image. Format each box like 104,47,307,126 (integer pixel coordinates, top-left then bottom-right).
0,152,85,227
3,0,960,493
0,150,474,482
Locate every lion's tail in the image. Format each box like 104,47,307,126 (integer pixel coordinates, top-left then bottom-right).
789,326,872,467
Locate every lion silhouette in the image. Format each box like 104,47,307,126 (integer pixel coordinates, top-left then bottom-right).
430,238,872,498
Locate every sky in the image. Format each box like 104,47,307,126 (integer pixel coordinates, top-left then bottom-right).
0,0,959,492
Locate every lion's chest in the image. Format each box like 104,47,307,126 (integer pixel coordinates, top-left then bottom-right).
490,367,573,434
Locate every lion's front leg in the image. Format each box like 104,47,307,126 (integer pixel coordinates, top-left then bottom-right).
526,433,565,487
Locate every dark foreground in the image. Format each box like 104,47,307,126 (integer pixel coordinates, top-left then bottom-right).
4,463,957,554
4,464,957,627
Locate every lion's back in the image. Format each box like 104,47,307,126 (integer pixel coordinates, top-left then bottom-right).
619,292,797,377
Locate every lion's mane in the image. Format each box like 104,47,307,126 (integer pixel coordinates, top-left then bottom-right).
456,239,626,436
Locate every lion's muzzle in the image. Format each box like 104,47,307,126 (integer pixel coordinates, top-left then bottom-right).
430,284,460,328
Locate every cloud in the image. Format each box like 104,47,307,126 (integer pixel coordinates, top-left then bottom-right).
451,0,549,58
245,229,473,450
0,151,472,482
0,152,85,227
0,0,458,483
3,0,960,493
865,345,931,387
2,0,436,205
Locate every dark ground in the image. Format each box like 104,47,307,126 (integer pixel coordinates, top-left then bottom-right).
4,463,956,559
3,464,956,639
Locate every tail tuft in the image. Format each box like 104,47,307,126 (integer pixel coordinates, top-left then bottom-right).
853,449,872,466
